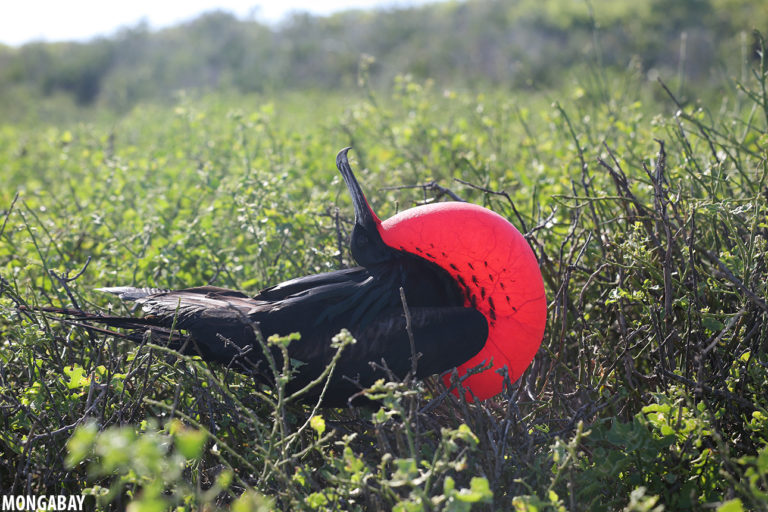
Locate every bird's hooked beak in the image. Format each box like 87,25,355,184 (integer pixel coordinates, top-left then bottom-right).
336,148,381,230
336,148,396,267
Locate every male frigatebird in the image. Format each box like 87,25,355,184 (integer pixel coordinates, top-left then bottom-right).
46,149,546,406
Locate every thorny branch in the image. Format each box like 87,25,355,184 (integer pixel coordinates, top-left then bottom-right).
48,256,92,310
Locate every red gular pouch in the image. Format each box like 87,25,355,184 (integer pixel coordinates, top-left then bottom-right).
379,202,547,400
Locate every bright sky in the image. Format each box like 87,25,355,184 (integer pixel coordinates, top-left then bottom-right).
0,0,434,46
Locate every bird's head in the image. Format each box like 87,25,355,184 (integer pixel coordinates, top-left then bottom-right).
336,148,393,266
336,148,547,401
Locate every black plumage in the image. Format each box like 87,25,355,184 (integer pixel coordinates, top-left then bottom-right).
46,149,488,406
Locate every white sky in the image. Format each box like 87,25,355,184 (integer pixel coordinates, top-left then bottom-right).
0,0,434,46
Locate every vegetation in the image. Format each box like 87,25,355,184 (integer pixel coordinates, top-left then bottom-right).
1,0,768,510
1,0,767,120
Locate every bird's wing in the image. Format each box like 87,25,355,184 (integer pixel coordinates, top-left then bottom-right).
345,306,488,379
254,267,370,300
287,305,488,406
96,277,394,364
97,285,279,369
99,286,260,327
95,273,488,403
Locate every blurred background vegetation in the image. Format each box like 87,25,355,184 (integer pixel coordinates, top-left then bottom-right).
1,0,766,119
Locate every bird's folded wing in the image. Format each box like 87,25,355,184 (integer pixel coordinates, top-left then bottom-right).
254,267,370,300
99,286,262,328
333,306,489,381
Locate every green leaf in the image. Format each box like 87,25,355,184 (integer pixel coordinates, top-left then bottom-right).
310,415,326,436
65,421,98,467
126,497,167,512
702,316,725,332
63,365,90,389
716,499,744,512
232,491,275,512
455,477,493,503
174,427,207,459
305,492,329,509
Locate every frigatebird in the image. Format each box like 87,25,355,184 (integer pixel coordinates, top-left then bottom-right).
45,149,546,406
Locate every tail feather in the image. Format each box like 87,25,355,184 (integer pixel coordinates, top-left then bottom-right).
96,286,169,301
34,305,186,346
